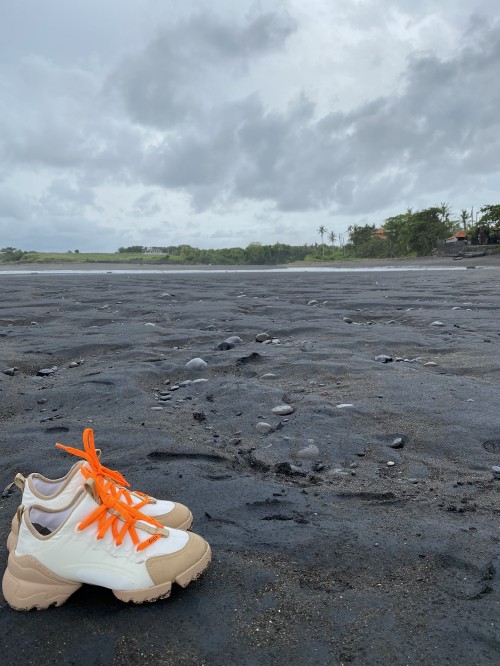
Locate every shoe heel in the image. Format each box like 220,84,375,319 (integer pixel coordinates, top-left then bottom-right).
2,553,81,611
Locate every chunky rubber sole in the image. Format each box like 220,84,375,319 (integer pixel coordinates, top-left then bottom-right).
6,512,193,553
2,544,211,611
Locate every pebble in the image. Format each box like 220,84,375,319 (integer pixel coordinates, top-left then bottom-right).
145,322,156,327
423,362,438,367
229,438,242,446
216,341,235,351
307,300,318,306
297,444,319,460
336,403,354,408
37,367,57,377
150,406,163,410
272,405,294,416
452,307,461,310
192,378,208,384
261,373,277,379
179,380,192,387
343,317,353,324
170,385,179,391
375,355,393,363
68,362,79,368
430,321,445,327
225,336,243,344
2,368,17,376
492,466,500,478
387,461,395,467
186,358,207,371
256,422,273,432
255,333,270,342
390,437,404,449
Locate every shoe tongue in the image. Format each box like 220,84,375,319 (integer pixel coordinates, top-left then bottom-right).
83,478,101,504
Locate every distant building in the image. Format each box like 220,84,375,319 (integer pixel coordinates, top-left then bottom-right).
143,247,166,254
444,231,467,244
373,228,387,240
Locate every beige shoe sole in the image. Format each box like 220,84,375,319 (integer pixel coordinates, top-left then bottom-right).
2,543,211,611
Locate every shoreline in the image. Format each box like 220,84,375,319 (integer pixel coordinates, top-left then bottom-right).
1,253,500,272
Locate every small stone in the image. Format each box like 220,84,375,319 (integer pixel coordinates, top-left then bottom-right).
37,367,57,377
229,438,242,446
307,300,318,306
145,322,156,327
261,373,277,379
179,380,192,386
375,355,393,363
390,437,404,449
192,378,208,384
255,333,270,342
343,317,353,324
256,422,273,432
193,412,206,422
430,321,445,327
68,362,79,368
225,336,243,344
336,403,354,409
216,341,235,351
186,358,207,371
452,307,461,310
492,466,500,478
170,385,180,391
2,368,17,376
297,444,319,460
387,461,395,467
272,405,294,416
150,406,163,410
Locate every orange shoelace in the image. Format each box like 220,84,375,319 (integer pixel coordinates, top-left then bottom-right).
78,476,164,551
56,428,151,510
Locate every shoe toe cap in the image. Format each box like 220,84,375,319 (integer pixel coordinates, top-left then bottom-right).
146,532,211,587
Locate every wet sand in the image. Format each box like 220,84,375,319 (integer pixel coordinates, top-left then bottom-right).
0,265,499,664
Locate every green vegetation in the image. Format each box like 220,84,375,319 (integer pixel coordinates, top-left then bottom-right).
2,202,499,266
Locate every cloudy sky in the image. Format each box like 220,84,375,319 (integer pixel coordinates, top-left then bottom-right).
1,0,499,252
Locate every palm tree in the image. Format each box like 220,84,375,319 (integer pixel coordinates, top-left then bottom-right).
438,202,451,223
459,209,470,233
317,225,327,256
328,231,336,247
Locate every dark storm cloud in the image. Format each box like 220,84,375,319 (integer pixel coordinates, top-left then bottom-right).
110,11,297,128
135,17,500,215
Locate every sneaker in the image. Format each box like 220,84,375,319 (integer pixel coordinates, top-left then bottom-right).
7,428,192,551
2,477,211,610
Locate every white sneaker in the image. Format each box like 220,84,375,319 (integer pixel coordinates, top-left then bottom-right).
2,478,211,610
7,428,192,551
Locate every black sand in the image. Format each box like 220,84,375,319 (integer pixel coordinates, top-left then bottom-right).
0,262,499,665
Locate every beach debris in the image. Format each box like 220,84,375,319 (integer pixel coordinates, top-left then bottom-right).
256,422,273,432
307,300,318,306
423,361,438,367
430,321,445,327
390,437,405,449
297,444,319,460
186,357,207,371
375,355,393,363
336,403,354,408
255,332,270,342
225,336,243,344
272,404,294,416
343,317,353,324
37,366,57,377
2,367,18,376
